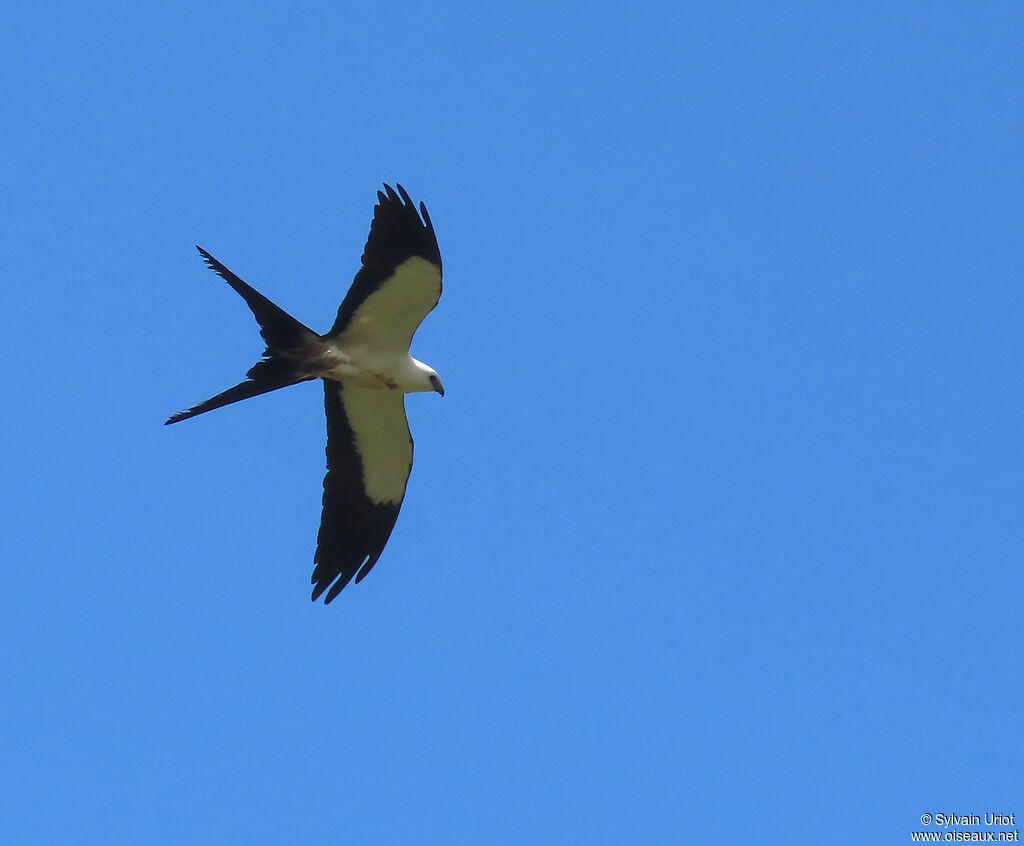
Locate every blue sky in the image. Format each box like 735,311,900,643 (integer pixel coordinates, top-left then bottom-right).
1,2,1021,843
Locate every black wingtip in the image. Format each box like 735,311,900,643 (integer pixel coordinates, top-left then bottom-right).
195,245,216,268
379,182,414,210
310,567,346,604
323,579,347,604
419,200,434,231
314,576,347,604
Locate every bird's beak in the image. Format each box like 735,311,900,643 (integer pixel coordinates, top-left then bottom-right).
435,383,445,397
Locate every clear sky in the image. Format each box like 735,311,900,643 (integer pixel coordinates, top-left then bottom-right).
1,2,1021,844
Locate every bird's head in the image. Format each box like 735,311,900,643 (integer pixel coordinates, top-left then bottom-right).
411,358,445,396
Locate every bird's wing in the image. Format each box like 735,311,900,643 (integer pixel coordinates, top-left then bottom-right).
311,381,414,603
327,184,442,353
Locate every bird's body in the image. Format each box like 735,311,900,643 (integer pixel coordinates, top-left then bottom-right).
312,336,438,392
166,184,443,603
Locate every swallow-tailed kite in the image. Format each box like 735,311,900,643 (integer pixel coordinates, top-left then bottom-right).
166,184,443,603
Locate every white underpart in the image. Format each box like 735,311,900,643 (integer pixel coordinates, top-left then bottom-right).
341,386,412,504
315,341,435,393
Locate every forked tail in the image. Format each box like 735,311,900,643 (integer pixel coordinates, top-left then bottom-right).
165,358,312,425
165,246,319,425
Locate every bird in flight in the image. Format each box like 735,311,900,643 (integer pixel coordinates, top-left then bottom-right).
166,184,444,603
